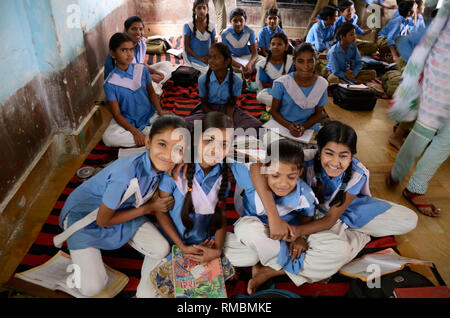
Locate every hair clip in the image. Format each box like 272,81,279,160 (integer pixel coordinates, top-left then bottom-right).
187,187,193,192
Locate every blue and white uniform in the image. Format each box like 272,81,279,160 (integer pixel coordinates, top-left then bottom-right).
335,15,365,36
326,42,363,80
255,55,295,107
305,20,336,52
224,162,354,286
222,25,260,67
257,25,286,52
57,151,170,297
378,16,411,47
268,73,328,130
102,63,158,148
183,22,216,73
104,37,148,79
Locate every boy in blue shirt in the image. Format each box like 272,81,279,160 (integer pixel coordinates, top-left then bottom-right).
305,5,339,53
336,0,379,56
326,23,376,84
377,0,415,62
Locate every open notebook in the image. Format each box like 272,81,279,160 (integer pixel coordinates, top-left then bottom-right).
15,250,129,298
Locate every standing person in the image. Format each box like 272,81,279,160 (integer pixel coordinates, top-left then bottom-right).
183,0,216,74
55,115,187,297
212,0,227,36
386,5,450,217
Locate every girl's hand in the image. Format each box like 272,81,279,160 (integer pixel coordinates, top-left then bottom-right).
268,217,291,241
200,238,216,249
200,56,209,64
151,72,164,83
289,237,307,263
185,245,221,263
181,244,203,255
243,65,252,78
132,130,146,146
168,162,188,181
288,122,304,137
145,192,174,214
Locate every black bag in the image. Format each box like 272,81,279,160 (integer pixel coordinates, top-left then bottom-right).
346,268,435,298
331,83,377,111
170,66,200,87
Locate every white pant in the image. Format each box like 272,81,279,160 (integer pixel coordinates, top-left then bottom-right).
223,216,355,286
102,113,159,148
150,61,175,96
69,222,170,297
256,88,273,110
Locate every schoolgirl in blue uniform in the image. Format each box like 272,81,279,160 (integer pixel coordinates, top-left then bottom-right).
104,16,172,95
156,112,233,267
221,8,261,78
102,33,169,148
224,139,352,294
184,42,262,131
286,121,417,259
257,7,286,57
183,0,216,74
267,43,328,138
56,115,188,297
255,32,294,110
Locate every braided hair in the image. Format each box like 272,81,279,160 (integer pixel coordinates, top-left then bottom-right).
205,43,235,106
180,112,233,238
263,32,289,75
313,121,357,208
192,0,211,36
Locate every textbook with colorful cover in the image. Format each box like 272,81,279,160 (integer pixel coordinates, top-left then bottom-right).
14,250,129,298
339,248,434,282
172,245,227,298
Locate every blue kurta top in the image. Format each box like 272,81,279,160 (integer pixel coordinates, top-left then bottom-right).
198,70,243,104
230,162,316,224
319,158,391,228
104,64,155,131
104,38,147,79
183,23,216,67
305,20,336,52
335,15,365,35
59,152,162,250
158,162,224,246
257,25,286,52
326,42,363,79
221,25,256,57
270,73,329,125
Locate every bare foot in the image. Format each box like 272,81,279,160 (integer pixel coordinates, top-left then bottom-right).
388,135,403,150
247,264,283,295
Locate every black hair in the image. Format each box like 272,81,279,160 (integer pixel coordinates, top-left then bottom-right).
229,7,247,21
338,0,355,12
264,7,283,29
124,16,144,31
205,43,235,106
415,0,423,7
109,32,134,52
148,114,188,140
265,139,305,171
180,111,233,238
264,32,289,75
293,42,318,60
336,22,356,40
192,0,211,35
312,121,357,208
319,5,338,20
398,0,415,17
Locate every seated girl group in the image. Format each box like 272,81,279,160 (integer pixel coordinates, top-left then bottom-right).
57,0,418,297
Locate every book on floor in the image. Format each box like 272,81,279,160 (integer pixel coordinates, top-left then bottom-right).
14,250,129,298
339,248,434,282
172,245,227,298
393,286,450,298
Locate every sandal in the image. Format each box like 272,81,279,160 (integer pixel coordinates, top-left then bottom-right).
402,188,441,217
385,169,398,188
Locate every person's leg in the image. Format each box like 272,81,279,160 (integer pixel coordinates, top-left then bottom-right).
232,106,263,131
70,247,109,297
212,0,227,35
390,120,437,183
356,69,377,83
327,73,340,85
223,232,260,267
354,201,418,237
130,222,171,298
356,39,378,56
389,121,414,150
102,119,137,148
